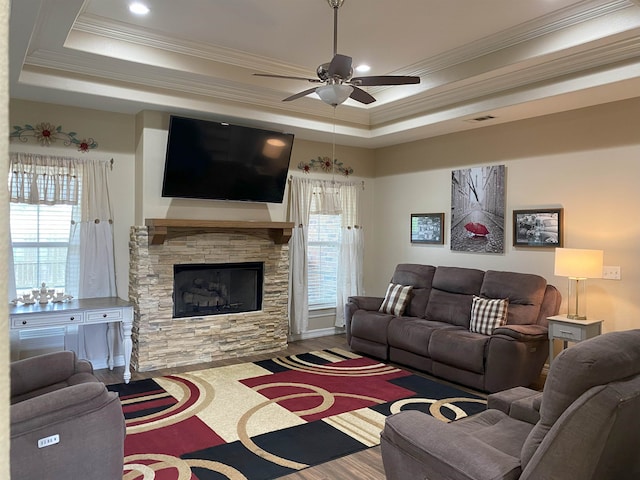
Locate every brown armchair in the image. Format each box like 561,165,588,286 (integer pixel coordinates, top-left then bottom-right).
11,351,125,480
381,329,640,480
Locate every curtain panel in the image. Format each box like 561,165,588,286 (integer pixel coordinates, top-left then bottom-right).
288,176,364,334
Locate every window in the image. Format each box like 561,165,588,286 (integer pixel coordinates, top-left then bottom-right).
307,214,341,308
10,203,73,295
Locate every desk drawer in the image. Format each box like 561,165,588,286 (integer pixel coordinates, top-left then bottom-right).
86,308,123,324
11,312,83,328
550,322,585,341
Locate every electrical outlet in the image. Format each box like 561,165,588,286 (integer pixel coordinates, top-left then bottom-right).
602,266,621,280
37,434,59,448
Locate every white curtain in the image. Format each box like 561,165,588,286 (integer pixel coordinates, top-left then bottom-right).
335,182,364,327
66,159,116,298
288,177,314,335
288,176,364,334
67,159,116,360
9,153,117,361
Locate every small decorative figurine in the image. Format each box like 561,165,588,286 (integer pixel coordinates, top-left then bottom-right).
10,282,73,305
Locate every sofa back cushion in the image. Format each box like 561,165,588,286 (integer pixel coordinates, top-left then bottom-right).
391,264,436,318
425,266,484,327
520,330,640,470
481,270,547,325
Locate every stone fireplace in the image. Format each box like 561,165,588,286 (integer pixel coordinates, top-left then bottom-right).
128,220,292,372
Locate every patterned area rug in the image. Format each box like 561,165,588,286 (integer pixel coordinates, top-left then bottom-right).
109,348,486,480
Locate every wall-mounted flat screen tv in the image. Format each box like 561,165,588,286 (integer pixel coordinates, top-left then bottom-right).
162,115,294,203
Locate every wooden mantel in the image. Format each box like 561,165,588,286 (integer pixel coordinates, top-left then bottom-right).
145,219,294,245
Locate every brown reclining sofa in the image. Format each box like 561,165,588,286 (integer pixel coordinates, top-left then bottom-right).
345,264,561,393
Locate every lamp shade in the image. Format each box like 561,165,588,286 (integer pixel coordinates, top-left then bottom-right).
316,84,353,106
554,248,603,279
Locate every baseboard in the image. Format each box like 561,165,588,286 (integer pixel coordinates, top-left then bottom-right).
288,327,345,343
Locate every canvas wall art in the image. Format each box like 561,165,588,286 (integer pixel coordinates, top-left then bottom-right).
451,165,505,253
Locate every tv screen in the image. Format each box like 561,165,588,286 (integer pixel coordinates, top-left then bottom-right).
162,116,294,203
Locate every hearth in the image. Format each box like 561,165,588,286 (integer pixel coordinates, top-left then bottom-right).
173,262,264,318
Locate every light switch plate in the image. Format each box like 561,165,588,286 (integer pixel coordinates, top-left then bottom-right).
602,266,621,280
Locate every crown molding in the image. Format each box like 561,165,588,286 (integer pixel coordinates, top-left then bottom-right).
22,48,371,127
73,1,630,82
372,35,640,125
379,0,633,79
72,14,313,78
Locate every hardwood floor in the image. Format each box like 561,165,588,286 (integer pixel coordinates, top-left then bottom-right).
93,334,355,385
94,333,484,480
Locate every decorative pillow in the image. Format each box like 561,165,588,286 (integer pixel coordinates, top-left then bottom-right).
470,295,509,335
379,283,413,316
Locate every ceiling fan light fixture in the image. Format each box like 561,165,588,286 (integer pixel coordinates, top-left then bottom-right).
316,84,353,106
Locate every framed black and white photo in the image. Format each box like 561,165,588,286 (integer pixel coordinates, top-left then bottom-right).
411,213,444,244
513,208,564,247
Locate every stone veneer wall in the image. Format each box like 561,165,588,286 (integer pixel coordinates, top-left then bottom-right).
129,226,289,372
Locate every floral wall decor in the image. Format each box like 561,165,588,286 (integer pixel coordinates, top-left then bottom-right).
298,156,354,176
10,122,98,152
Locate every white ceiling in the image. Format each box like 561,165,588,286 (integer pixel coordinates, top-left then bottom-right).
9,0,640,148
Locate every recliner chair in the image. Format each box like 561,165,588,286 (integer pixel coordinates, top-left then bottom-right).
381,329,640,480
10,350,126,480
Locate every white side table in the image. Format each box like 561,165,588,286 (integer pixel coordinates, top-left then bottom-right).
547,315,603,363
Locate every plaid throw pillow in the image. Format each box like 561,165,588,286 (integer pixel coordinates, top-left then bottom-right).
379,283,413,316
470,295,509,335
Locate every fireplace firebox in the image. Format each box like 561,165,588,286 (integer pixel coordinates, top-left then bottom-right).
173,262,264,318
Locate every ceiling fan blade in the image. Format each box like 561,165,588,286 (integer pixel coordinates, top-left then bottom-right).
283,87,319,102
349,86,376,105
254,73,321,83
350,75,421,86
328,54,353,79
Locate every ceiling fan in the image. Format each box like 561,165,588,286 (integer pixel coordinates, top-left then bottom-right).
254,0,421,106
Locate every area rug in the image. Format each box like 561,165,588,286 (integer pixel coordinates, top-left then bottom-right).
109,348,486,480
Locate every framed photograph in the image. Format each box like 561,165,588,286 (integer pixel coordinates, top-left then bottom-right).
513,208,564,247
411,213,445,244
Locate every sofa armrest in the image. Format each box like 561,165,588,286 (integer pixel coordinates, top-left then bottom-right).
347,295,384,311
381,411,521,480
345,296,385,344
488,386,542,424
492,324,548,342
11,351,92,398
11,382,118,435
487,386,539,413
509,393,542,425
11,382,126,480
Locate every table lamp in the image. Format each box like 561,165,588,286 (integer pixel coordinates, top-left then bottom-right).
554,248,603,320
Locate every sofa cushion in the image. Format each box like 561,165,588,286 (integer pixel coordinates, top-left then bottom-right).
470,296,509,335
380,283,413,316
429,329,490,374
481,271,546,325
388,317,463,357
391,264,436,318
351,310,394,344
424,266,485,327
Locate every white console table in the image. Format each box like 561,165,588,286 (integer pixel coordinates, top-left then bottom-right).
9,297,134,383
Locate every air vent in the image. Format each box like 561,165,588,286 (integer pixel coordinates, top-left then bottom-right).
467,115,496,123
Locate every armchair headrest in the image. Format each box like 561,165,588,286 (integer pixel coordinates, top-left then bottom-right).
542,329,640,420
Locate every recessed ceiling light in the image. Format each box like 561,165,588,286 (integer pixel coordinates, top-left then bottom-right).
129,2,150,15
355,64,371,73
